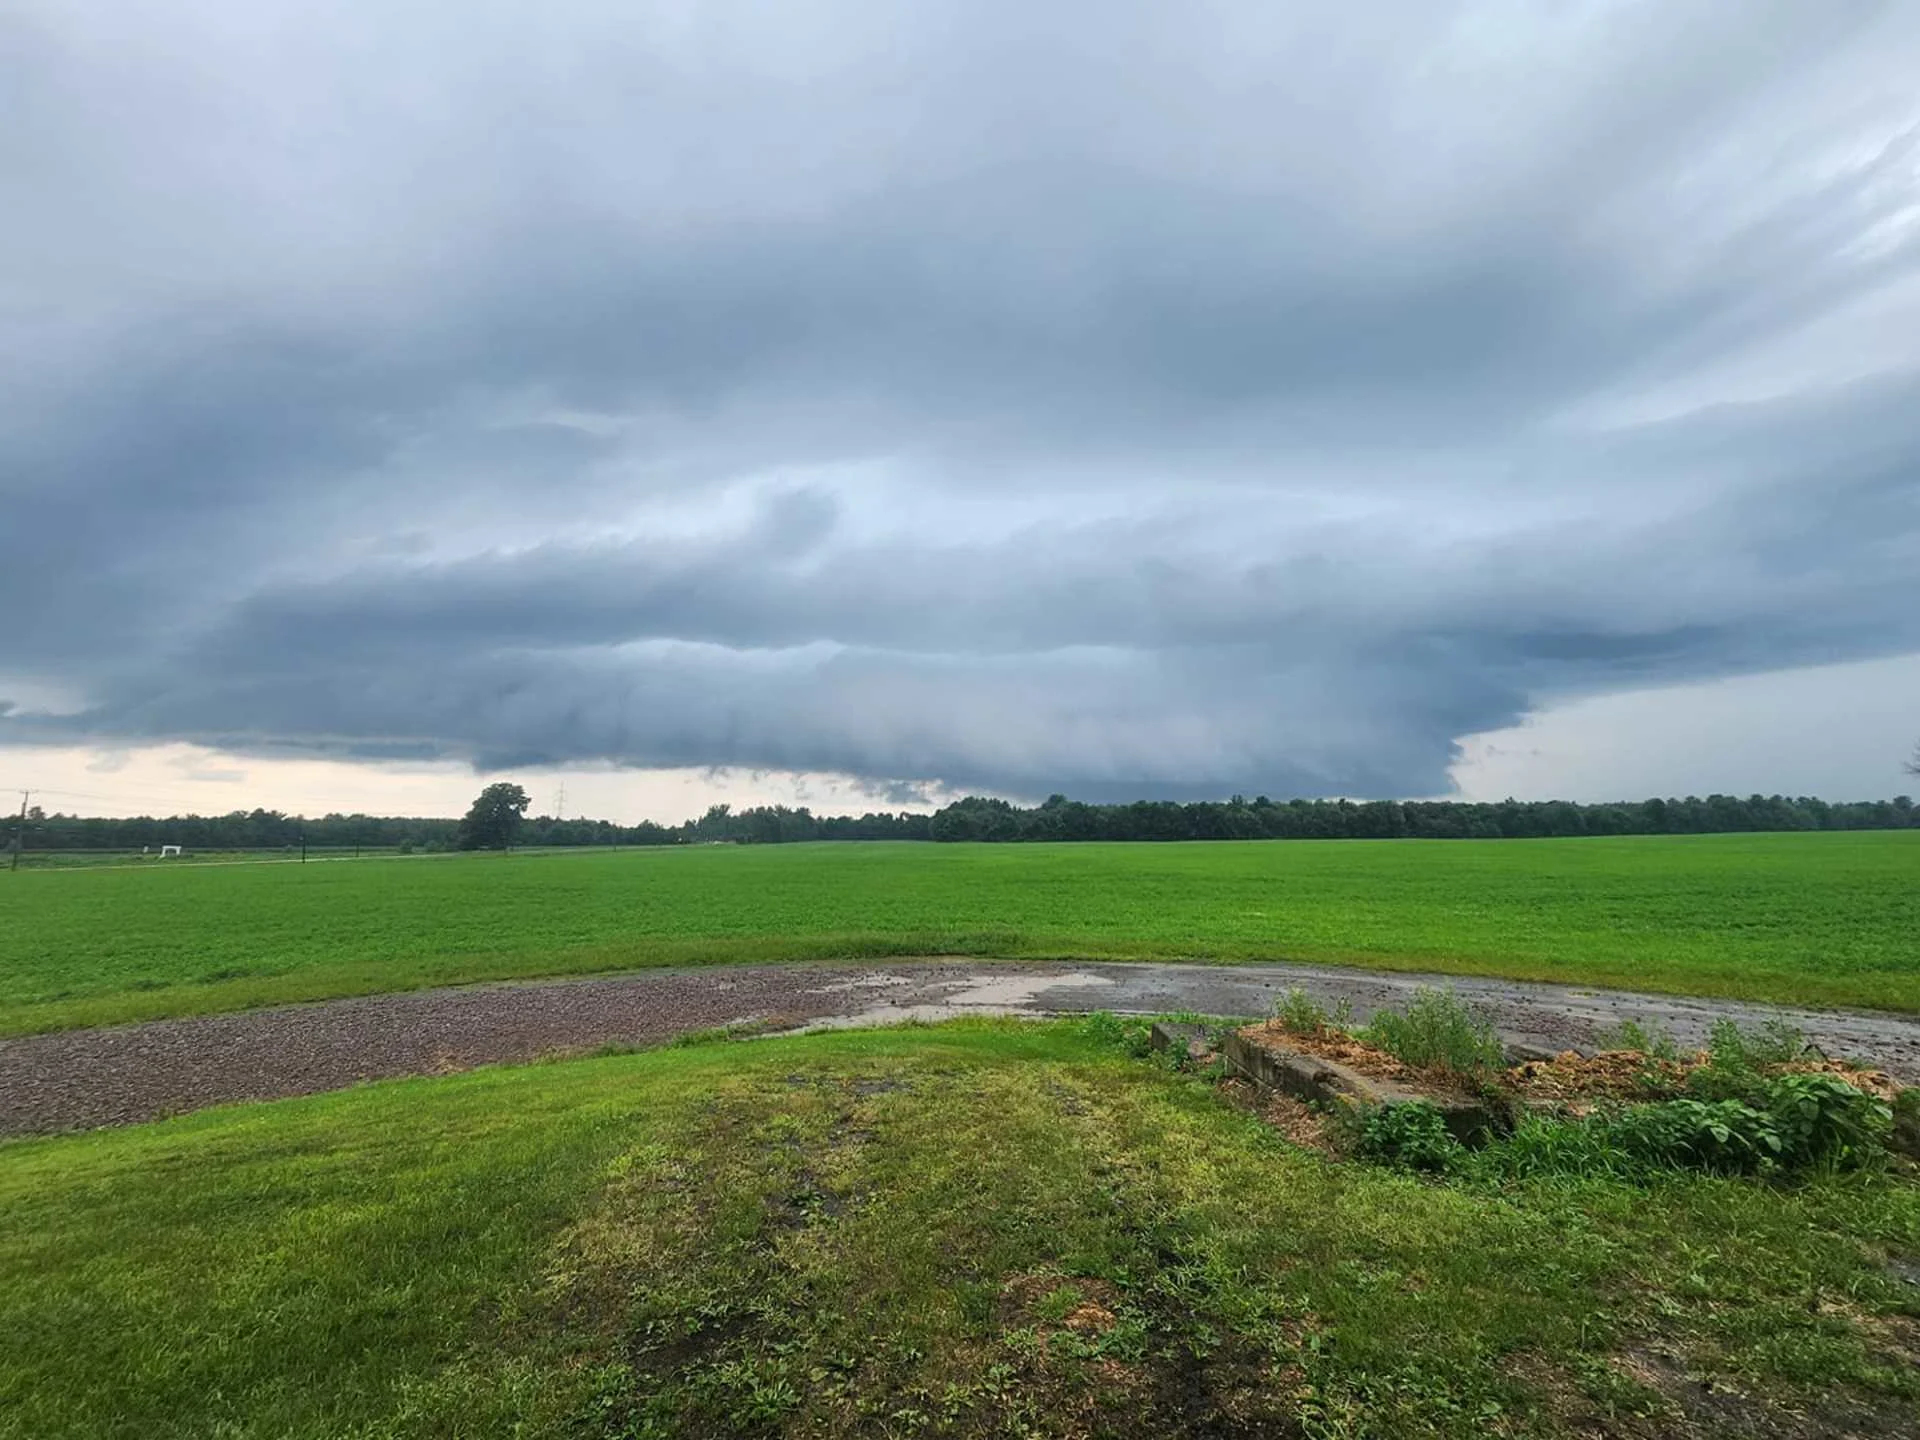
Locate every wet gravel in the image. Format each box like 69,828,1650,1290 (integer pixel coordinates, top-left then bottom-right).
4,958,1918,1137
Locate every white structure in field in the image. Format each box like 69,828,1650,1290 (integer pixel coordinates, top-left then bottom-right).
159,844,182,858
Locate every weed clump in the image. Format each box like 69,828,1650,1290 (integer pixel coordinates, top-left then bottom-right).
1603,1098,1785,1174
1457,1076,1894,1183
1761,1072,1893,1168
1354,1102,1463,1172
1595,1017,1680,1061
1271,987,1352,1036
1360,988,1504,1080
1111,988,1904,1183
1685,1016,1809,1098
1078,1010,1154,1058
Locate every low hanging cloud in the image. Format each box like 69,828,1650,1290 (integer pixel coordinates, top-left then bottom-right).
4,1,1919,800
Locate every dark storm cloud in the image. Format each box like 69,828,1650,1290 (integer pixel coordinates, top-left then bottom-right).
5,1,1920,798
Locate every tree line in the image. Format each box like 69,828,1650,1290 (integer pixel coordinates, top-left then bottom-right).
7,790,1916,855
919,792,1917,842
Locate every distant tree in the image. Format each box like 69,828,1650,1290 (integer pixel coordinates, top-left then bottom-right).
457,782,531,851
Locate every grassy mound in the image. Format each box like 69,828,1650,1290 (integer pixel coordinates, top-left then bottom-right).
2,1020,1916,1437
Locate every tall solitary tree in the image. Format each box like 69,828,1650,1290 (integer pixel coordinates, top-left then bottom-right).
457,782,531,851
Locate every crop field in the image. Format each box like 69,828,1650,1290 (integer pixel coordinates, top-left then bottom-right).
9,846,413,871
1,832,1916,1034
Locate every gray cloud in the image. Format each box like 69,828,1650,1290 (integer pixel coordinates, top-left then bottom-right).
5,1,1920,800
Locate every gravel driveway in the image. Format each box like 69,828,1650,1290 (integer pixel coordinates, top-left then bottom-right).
5,959,1918,1137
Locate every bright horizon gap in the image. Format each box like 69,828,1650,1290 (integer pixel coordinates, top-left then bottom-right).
4,654,1915,823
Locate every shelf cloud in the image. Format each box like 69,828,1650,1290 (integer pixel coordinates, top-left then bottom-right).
5,1,1919,799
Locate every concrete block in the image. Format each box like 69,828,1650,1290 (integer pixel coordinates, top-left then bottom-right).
1149,1020,1212,1054
1222,1030,1498,1142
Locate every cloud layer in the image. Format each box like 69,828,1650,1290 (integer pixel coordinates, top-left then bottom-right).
5,1,1920,799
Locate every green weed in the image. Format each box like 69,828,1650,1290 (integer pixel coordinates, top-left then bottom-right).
1687,1017,1814,1100
1354,1102,1465,1171
1595,1017,1681,1061
1360,986,1505,1078
1761,1073,1893,1169
1708,1016,1810,1068
1273,986,1354,1035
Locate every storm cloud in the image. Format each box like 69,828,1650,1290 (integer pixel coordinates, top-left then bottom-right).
5,1,1919,799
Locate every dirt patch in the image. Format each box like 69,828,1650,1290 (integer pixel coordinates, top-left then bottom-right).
1609,1343,1917,1439
1235,1020,1491,1113
1220,1078,1339,1154
1240,1019,1430,1085
1507,1049,1905,1111
1509,1345,1920,1440
0,963,999,1136
1240,1020,1910,1117
1506,1050,1686,1107
1001,1272,1124,1342
11,957,1920,1138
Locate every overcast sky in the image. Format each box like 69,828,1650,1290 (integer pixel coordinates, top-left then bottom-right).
5,1,1919,820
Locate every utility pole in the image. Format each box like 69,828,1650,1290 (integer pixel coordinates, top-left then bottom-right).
300,829,307,864
555,781,566,821
9,790,27,872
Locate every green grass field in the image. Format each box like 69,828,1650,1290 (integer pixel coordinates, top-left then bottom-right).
3,833,1916,1033
2,1021,1915,1439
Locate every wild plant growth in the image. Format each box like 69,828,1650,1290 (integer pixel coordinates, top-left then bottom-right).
1595,1017,1681,1061
1359,988,1505,1079
1271,987,1352,1035
1352,1102,1464,1172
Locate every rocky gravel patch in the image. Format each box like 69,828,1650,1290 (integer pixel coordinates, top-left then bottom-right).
5,959,1918,1137
0,964,970,1136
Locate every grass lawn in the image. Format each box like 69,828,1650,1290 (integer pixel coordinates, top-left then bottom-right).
2,832,1917,1033
1,1020,1915,1438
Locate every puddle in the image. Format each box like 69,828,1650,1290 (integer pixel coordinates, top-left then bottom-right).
940,970,1115,1007
797,1003,1044,1030
802,973,918,995
790,969,1119,1032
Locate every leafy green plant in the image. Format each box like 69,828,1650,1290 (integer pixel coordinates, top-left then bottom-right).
1079,1010,1154,1058
1602,1098,1783,1174
1760,1073,1891,1169
1361,988,1504,1078
1355,1102,1465,1172
1474,1084,1894,1183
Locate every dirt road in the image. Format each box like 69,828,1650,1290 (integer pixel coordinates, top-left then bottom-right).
5,959,1918,1136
